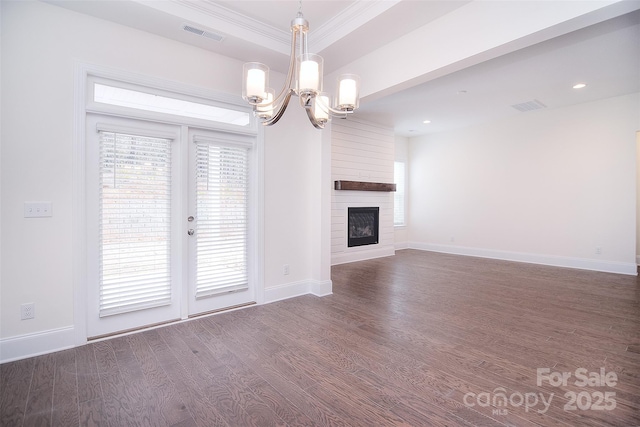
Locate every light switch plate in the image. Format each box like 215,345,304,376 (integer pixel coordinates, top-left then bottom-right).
24,202,53,218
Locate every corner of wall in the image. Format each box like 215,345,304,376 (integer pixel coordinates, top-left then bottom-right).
263,278,332,304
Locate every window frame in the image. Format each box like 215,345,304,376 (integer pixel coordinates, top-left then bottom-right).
394,160,407,227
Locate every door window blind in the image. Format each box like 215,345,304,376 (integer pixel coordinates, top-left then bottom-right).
195,142,249,298
99,131,172,317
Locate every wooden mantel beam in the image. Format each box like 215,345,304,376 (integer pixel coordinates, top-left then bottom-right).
334,180,396,192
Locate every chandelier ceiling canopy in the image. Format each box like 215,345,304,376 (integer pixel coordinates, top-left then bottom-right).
242,6,361,129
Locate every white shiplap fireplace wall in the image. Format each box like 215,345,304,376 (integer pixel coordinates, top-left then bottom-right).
331,119,395,265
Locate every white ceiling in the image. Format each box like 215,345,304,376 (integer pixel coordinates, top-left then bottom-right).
360,10,640,136
48,0,640,137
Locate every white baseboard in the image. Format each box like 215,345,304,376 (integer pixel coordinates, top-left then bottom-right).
0,326,76,364
332,246,395,266
263,279,333,304
1,280,334,363
408,242,638,276
310,279,333,297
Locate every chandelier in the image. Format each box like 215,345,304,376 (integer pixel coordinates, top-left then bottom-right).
242,8,360,129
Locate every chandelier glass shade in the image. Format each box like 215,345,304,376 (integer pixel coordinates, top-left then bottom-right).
242,11,360,129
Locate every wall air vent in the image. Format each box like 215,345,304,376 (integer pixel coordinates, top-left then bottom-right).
182,24,225,42
511,99,547,112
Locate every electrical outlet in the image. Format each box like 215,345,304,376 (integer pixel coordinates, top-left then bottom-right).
283,264,290,275
21,303,35,320
595,247,602,255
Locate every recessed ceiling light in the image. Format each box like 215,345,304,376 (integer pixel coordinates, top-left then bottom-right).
573,83,587,89
423,120,431,124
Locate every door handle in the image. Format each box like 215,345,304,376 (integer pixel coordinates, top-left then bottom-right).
187,229,195,236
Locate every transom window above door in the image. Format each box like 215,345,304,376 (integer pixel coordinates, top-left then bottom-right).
86,75,254,131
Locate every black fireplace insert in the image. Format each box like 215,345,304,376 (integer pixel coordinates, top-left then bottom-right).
348,207,379,247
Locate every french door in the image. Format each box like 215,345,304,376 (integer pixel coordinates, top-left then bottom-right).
187,129,256,315
86,115,256,338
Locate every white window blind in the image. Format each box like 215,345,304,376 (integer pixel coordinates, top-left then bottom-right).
394,161,406,226
99,131,172,317
195,141,249,299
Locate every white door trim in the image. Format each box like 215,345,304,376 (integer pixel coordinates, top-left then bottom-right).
72,61,263,345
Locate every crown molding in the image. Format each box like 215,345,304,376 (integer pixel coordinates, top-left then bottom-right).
135,0,399,57
185,0,291,50
134,0,291,54
310,0,401,53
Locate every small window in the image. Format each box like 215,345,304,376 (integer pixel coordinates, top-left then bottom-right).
394,161,406,226
93,83,250,126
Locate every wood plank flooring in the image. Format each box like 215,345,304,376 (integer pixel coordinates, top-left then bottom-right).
2,249,639,426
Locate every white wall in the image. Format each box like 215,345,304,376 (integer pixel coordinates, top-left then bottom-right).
262,104,331,301
0,1,324,361
331,119,395,265
408,93,639,275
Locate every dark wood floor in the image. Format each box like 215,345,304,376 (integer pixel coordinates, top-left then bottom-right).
2,249,639,426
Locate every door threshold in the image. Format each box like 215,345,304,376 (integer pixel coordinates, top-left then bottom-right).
87,301,257,342
188,301,256,319
88,318,182,341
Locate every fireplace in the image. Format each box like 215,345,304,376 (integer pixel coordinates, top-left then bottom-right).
348,207,379,247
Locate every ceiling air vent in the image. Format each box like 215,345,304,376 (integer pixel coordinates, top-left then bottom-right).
182,24,225,42
511,99,547,112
